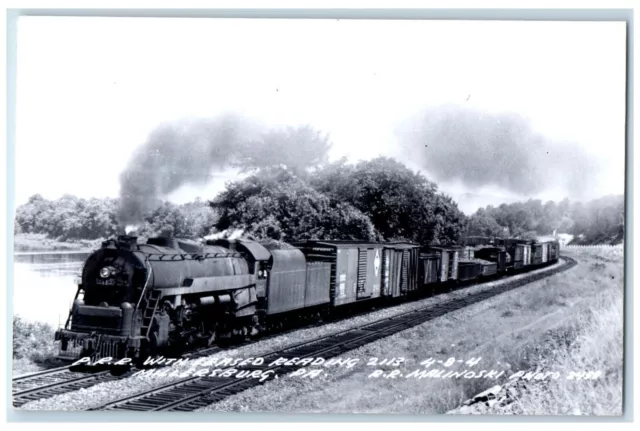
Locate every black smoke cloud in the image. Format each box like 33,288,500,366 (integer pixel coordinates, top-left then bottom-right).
118,114,260,226
398,105,597,197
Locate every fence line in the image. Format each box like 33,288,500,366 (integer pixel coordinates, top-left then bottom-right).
562,244,623,249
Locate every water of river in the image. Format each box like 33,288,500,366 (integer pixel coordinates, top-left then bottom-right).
13,251,91,328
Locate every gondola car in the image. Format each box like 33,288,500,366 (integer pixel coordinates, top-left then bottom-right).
457,260,483,282
474,246,508,272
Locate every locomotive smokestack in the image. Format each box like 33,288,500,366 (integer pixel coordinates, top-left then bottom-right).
116,235,138,250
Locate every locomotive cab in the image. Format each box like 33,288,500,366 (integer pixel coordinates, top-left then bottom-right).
206,238,271,295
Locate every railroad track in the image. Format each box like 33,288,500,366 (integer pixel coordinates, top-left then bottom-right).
12,367,123,408
88,256,577,412
11,345,227,408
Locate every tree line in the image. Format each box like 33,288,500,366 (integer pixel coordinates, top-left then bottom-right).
466,195,625,245
14,195,218,241
14,183,624,246
14,125,624,246
14,156,468,246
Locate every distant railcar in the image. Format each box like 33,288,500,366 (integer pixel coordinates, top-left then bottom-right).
474,246,508,272
457,260,483,281
419,251,440,286
478,259,498,276
532,243,543,265
423,246,461,283
548,241,560,261
383,243,421,297
461,246,475,259
464,236,494,247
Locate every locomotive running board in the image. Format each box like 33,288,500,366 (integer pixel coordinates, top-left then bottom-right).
159,274,257,296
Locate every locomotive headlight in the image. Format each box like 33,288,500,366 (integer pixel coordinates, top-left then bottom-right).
99,267,112,278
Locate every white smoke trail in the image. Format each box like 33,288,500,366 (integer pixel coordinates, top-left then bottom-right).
203,228,245,241
125,225,139,235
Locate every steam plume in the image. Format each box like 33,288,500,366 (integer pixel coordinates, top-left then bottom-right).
204,228,245,241
118,115,258,226
399,105,597,197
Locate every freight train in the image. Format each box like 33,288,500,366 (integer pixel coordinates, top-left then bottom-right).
55,235,560,361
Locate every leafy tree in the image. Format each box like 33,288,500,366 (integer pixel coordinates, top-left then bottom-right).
14,194,120,241
432,194,467,244
15,194,219,241
137,202,190,238
14,194,50,234
211,167,376,241
312,157,466,245
77,198,120,239
467,209,505,237
179,198,219,238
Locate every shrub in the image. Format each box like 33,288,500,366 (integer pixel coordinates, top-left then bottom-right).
13,315,58,364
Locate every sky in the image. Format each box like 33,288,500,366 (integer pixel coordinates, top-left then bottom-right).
14,17,627,214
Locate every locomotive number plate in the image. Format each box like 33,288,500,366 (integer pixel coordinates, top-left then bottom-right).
95,278,115,286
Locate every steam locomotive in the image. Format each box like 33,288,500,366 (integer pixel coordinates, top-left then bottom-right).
55,235,560,361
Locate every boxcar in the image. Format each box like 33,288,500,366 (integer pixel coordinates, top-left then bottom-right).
494,239,533,269
382,243,421,297
461,246,475,259
539,240,560,263
541,242,549,263
548,241,560,261
516,243,533,266
532,243,543,265
293,241,382,306
424,246,461,282
513,245,524,269
294,241,419,306
419,251,440,286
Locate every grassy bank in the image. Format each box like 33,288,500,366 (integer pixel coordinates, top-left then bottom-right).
197,247,623,415
483,248,624,415
12,316,62,376
14,233,103,252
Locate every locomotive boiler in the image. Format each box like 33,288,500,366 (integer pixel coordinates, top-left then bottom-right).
56,235,270,360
